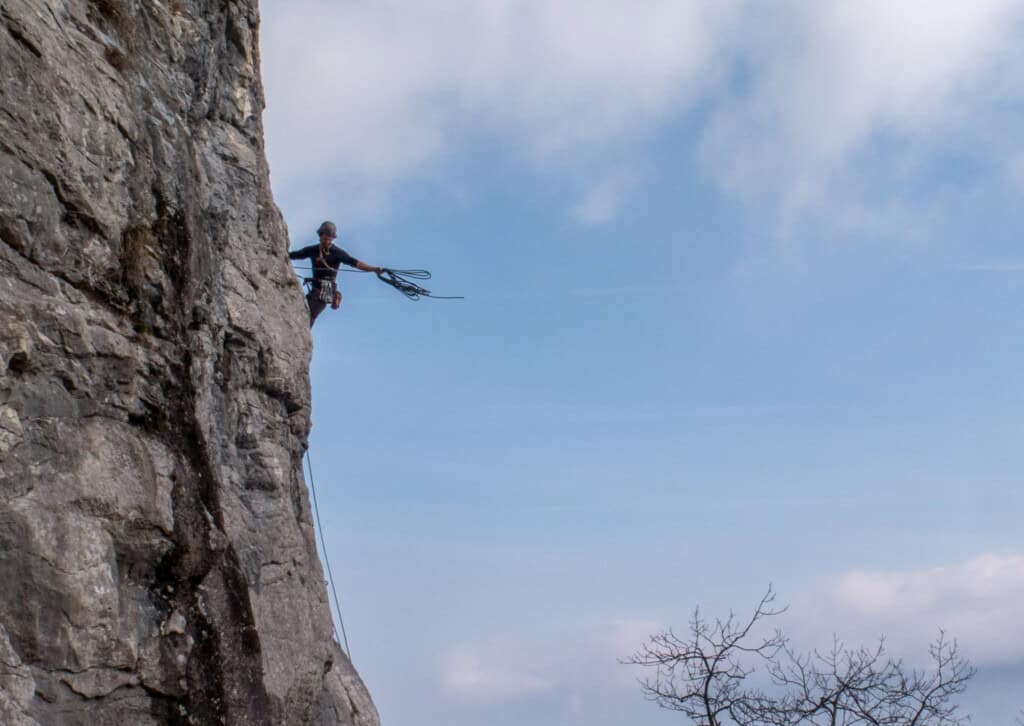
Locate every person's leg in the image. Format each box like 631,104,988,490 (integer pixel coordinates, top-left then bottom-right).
307,292,328,327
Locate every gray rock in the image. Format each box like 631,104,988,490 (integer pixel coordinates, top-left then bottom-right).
0,1,378,724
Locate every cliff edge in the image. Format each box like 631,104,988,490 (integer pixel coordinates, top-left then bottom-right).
0,1,378,724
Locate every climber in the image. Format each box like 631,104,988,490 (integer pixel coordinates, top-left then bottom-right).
289,221,383,327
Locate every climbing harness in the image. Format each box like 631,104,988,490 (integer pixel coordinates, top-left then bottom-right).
294,265,358,300
298,274,341,312
304,448,352,658
313,279,334,304
376,268,464,301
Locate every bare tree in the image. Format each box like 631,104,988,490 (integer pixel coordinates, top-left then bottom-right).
623,587,975,726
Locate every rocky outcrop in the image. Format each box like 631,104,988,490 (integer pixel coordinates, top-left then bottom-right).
0,1,377,724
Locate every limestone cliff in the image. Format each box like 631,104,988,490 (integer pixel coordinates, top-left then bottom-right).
0,1,378,724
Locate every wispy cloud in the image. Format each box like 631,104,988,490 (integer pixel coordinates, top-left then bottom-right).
956,263,1024,272
570,171,639,226
475,283,683,301
439,620,660,708
430,556,1024,721
260,0,741,220
261,1,1024,237
441,642,553,704
795,553,1024,666
700,0,1024,234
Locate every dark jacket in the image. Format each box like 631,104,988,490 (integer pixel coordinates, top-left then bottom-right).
289,244,360,282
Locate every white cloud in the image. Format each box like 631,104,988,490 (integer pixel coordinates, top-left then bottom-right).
441,642,553,704
261,1,1024,233
438,619,660,707
430,557,1024,719
700,0,1024,227
260,0,741,219
795,553,1024,666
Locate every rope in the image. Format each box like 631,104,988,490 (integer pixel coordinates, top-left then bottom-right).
292,264,368,275
376,268,464,301
304,448,352,658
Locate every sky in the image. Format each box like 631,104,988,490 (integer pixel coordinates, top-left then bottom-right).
259,2,1024,724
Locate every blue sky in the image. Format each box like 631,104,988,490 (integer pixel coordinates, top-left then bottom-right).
259,2,1024,723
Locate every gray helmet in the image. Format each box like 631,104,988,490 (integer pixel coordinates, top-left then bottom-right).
317,221,337,238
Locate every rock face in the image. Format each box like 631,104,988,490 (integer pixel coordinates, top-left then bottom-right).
0,1,378,724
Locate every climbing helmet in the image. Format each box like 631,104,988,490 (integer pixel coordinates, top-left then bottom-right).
317,221,337,239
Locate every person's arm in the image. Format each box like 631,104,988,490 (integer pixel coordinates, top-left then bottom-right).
337,248,383,274
355,260,384,274
288,244,316,260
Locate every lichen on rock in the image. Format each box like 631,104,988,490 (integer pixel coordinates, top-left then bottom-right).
0,1,377,724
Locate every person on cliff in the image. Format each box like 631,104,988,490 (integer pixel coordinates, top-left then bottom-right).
289,221,383,327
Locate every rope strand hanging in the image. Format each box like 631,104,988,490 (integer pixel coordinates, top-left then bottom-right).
304,449,352,658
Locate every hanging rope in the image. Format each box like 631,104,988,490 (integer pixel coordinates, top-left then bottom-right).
376,268,464,301
304,448,352,658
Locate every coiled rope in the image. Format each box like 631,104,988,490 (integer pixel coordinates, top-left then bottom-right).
304,448,352,658
376,268,464,301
